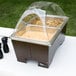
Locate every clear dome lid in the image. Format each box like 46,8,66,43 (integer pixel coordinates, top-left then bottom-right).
12,1,68,45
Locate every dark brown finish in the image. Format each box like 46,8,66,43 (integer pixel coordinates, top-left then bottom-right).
12,24,66,68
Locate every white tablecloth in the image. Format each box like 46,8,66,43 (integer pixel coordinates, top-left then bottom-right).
0,27,76,76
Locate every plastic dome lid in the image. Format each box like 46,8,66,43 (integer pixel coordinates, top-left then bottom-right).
11,1,69,45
